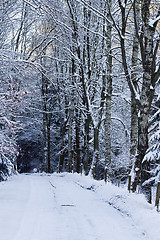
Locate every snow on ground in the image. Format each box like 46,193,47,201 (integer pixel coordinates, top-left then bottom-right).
0,173,159,240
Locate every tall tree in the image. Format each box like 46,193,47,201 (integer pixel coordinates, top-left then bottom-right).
130,0,140,167
133,0,160,202
106,0,160,201
104,0,113,181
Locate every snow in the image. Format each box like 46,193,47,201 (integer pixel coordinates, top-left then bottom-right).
0,173,160,240
149,16,160,28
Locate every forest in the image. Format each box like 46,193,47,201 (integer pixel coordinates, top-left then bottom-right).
0,0,160,204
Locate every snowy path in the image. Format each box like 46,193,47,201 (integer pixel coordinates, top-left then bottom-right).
0,173,159,240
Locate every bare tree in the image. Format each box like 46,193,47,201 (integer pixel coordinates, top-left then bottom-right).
106,0,160,201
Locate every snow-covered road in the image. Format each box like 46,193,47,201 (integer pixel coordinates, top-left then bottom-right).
0,173,159,240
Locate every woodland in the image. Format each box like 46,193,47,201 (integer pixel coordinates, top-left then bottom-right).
0,0,160,204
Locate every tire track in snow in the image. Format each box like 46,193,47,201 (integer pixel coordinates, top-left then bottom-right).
13,175,57,240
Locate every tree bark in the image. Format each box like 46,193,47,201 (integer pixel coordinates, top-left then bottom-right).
104,0,112,177
84,114,92,175
47,112,51,173
91,127,99,178
75,106,81,173
132,0,159,202
67,60,75,173
130,0,140,167
41,70,47,173
59,119,68,173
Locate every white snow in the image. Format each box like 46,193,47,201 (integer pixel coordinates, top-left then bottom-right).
149,16,160,28
0,173,160,240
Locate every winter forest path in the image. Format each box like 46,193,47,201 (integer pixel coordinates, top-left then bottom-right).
0,173,151,240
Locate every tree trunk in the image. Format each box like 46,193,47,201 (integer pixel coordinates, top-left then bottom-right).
130,0,140,167
75,106,81,173
130,95,138,165
84,114,92,175
68,113,73,172
41,71,47,173
82,4,92,175
104,0,112,177
132,104,151,202
59,119,68,173
91,127,99,178
132,0,156,202
47,112,51,173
